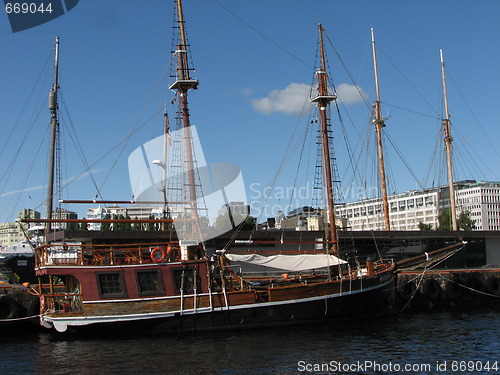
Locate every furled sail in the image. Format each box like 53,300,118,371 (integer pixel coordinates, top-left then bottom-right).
225,253,346,272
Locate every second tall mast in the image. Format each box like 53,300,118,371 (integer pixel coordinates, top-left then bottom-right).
45,36,60,236
440,49,458,231
371,28,391,231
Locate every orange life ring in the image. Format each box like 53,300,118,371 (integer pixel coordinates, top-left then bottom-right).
150,247,166,263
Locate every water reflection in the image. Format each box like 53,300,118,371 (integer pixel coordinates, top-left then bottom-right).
1,310,498,374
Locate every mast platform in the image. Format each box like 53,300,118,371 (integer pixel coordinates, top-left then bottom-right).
310,94,337,103
169,79,199,91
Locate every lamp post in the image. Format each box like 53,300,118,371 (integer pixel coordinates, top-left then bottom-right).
153,159,167,230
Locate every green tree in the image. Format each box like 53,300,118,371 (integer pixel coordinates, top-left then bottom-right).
112,214,123,231
438,209,476,230
124,214,132,231
241,215,256,230
458,210,476,230
67,221,78,231
213,213,255,231
418,222,433,230
132,217,141,231
437,209,452,230
147,214,156,231
101,213,111,231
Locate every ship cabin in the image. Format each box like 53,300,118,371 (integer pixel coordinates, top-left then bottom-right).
34,240,211,314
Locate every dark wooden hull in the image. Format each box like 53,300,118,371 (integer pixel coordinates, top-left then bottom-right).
43,275,396,336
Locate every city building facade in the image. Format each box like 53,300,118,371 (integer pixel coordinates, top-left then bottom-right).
335,181,500,231
336,190,440,231
0,209,41,249
455,181,500,231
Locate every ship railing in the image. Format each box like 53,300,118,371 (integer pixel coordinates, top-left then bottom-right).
34,242,180,267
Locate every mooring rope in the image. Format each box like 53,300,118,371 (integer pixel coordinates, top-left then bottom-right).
0,314,40,322
398,245,465,312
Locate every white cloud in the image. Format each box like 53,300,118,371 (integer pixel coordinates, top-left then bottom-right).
336,83,366,105
252,82,366,116
251,83,311,116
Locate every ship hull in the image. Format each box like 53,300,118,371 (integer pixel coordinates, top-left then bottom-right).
40,275,396,336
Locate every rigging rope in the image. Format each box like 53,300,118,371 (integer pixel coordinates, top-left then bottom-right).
212,0,312,70
384,130,425,191
2,137,46,221
0,50,52,162
445,66,500,162
323,33,371,111
0,77,48,190
0,76,48,221
382,102,440,120
97,58,173,194
377,46,440,118
422,119,444,189
58,91,105,204
451,121,496,180
287,110,313,212
250,96,312,224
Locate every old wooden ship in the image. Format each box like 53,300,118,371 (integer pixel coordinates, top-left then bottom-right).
26,0,397,335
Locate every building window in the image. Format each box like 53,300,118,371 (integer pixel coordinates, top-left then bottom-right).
97,272,127,298
135,269,165,296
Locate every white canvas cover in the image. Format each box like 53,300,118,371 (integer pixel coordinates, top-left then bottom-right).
225,253,346,272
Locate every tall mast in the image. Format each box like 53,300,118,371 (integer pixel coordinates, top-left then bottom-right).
45,36,60,236
169,0,199,234
310,24,338,255
440,49,458,231
371,28,390,231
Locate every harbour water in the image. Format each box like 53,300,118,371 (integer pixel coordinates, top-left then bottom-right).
1,310,498,375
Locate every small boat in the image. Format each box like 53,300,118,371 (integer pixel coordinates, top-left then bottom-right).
28,0,396,335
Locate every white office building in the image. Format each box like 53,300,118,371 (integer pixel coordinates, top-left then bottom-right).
335,181,500,231
456,181,500,231
336,190,439,231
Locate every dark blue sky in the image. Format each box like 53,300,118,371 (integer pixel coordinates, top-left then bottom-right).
1,0,498,222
